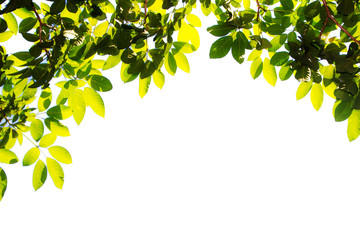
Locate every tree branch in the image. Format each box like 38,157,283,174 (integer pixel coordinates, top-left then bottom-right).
32,5,51,59
321,0,360,46
256,0,266,21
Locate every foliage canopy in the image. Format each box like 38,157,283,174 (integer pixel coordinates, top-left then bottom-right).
0,0,360,201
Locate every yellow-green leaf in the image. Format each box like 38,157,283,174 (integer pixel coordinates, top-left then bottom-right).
47,105,73,120
48,146,72,164
296,81,313,100
0,31,12,42
84,87,105,117
47,158,64,190
3,13,18,34
243,0,250,9
44,118,70,137
39,133,57,148
68,89,86,125
153,70,165,89
250,57,263,79
347,109,360,141
30,119,44,142
310,83,323,111
139,76,151,98
263,58,277,86
172,50,190,73
0,167,7,201
93,21,109,37
164,52,177,76
23,147,40,166
0,149,18,164
33,160,47,191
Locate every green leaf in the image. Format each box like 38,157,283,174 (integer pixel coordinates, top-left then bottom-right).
247,49,262,61
267,24,286,35
296,81,313,100
207,23,235,36
33,160,47,191
44,118,70,137
120,63,138,83
270,52,289,66
232,33,245,64
50,0,66,14
23,147,40,166
19,17,37,33
93,21,109,37
279,65,293,81
164,52,177,76
295,66,311,82
87,75,113,92
47,158,64,190
250,57,263,79
347,109,360,141
210,36,233,59
0,149,18,164
140,61,156,79
68,89,86,125
153,70,165,89
310,83,323,111
48,146,72,164
3,13,18,34
47,105,73,120
173,41,196,53
139,76,151,98
84,87,105,117
0,168,7,201
280,0,294,10
38,87,52,112
39,133,57,148
30,119,44,142
263,58,277,86
333,100,353,122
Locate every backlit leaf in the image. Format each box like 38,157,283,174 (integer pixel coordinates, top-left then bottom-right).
164,52,177,76
33,160,47,191
263,58,277,86
23,147,40,166
68,89,86,125
250,57,263,79
48,146,72,164
296,81,313,100
0,168,7,202
84,87,105,117
310,83,323,111
3,13,18,34
39,133,57,148
347,109,360,141
47,158,64,190
139,76,151,98
47,105,73,120
30,119,44,142
0,149,18,164
172,50,190,73
153,70,165,89
44,118,70,137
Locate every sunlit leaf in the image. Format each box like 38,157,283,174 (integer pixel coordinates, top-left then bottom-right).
44,118,71,137
68,89,86,125
47,105,73,120
296,81,313,100
0,149,18,164
23,147,40,166
347,109,360,141
48,146,72,164
139,76,151,98
250,57,263,79
47,158,64,190
153,70,165,89
30,119,44,142
39,133,57,148
84,87,105,117
263,58,277,86
33,160,47,191
0,168,7,202
310,83,323,111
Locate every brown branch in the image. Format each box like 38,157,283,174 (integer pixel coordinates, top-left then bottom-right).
321,0,360,46
32,5,51,59
318,16,328,39
144,0,148,28
256,0,266,21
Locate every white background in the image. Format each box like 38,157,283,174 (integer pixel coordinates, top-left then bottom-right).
1,3,360,240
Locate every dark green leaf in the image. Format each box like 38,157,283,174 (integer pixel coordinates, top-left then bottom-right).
19,17,37,33
209,36,233,59
87,75,113,92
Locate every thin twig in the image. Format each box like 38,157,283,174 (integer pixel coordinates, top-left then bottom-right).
256,0,266,21
321,0,360,46
32,5,51,59
319,16,328,39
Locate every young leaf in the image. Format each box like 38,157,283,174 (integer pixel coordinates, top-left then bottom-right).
263,58,277,86
48,146,72,164
30,119,44,142
0,168,7,202
44,118,71,137
164,52,177,76
23,147,40,166
347,110,360,141
139,76,151,98
3,13,18,34
186,14,201,27
250,57,263,79
33,160,47,191
296,81,313,100
103,53,122,70
47,158,64,190
310,83,323,111
38,87,52,112
68,89,86,125
0,149,18,164
84,87,105,117
153,70,165,89
209,36,233,59
172,50,190,73
39,133,57,148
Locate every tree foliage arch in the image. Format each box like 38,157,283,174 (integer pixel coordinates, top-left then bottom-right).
0,0,359,201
